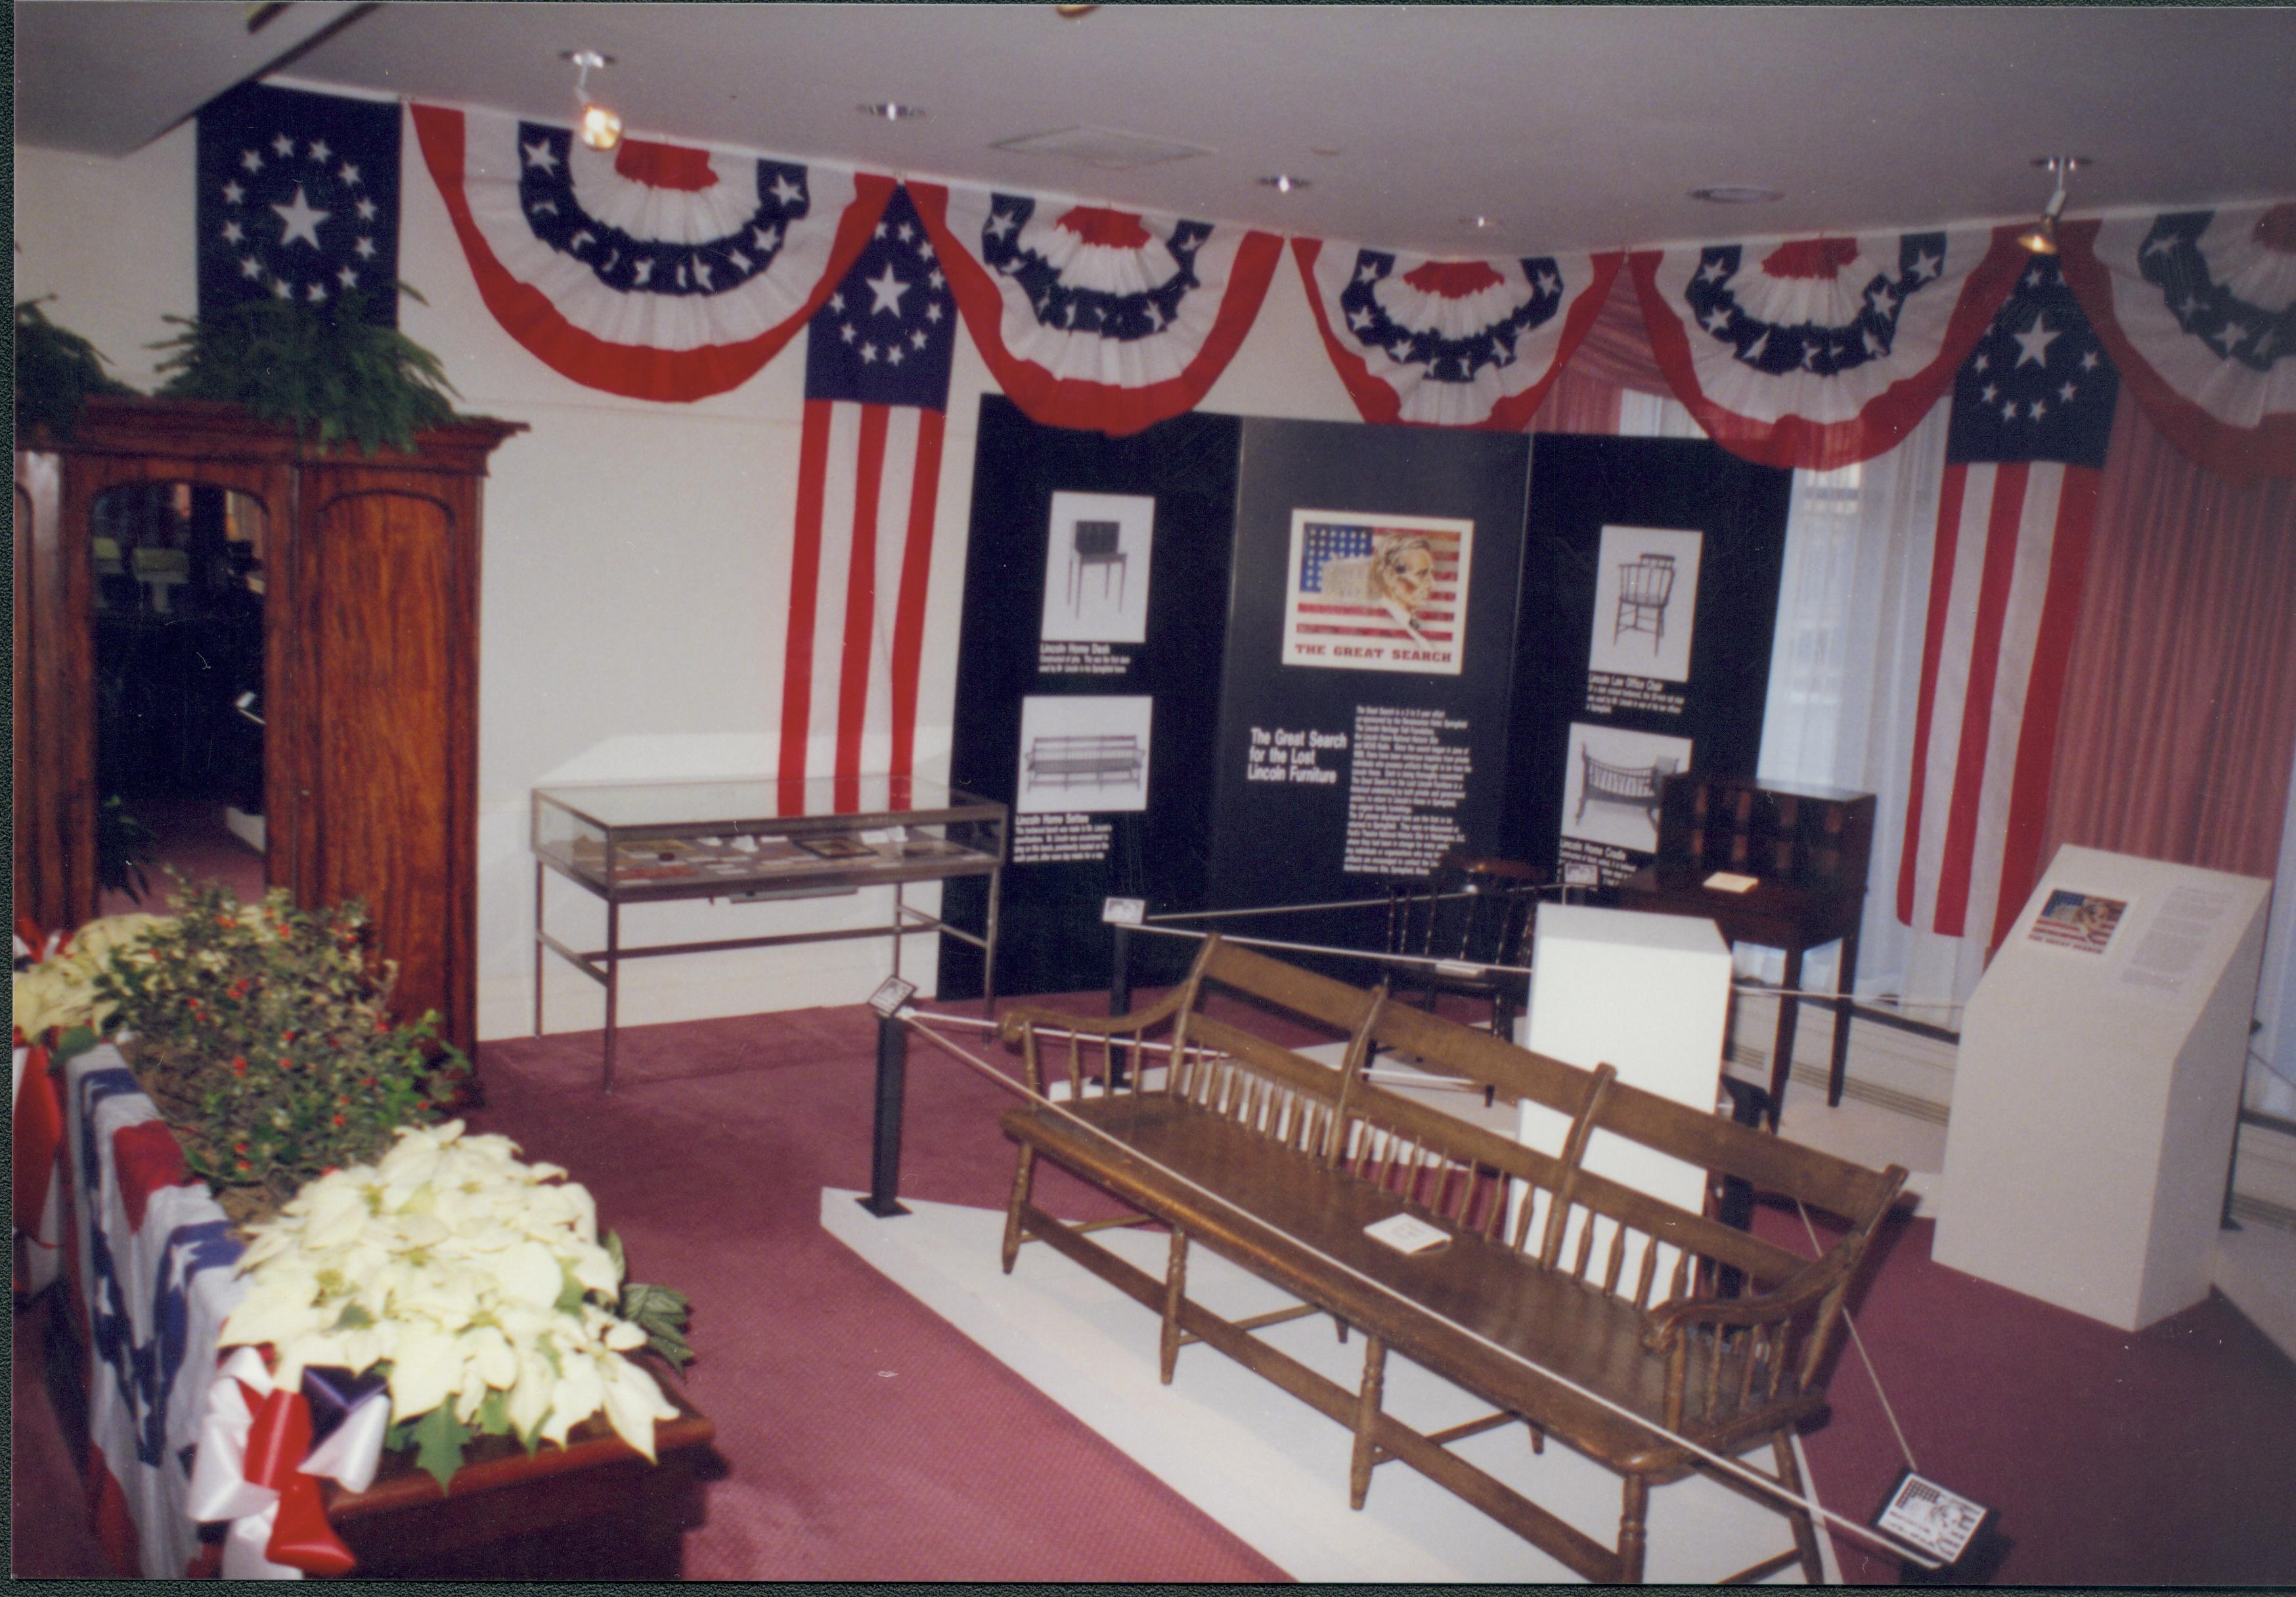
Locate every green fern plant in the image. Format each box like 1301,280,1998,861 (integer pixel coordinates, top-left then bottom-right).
14,297,137,440
152,285,460,455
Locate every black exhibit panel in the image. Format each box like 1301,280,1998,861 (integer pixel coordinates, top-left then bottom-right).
940,395,1242,999
1507,434,1794,886
1204,419,1530,931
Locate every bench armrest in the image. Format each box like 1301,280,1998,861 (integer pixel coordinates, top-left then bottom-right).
996,985,1195,1047
1639,1253,1845,1352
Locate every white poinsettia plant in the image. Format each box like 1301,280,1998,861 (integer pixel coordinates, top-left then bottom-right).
221,1120,691,1484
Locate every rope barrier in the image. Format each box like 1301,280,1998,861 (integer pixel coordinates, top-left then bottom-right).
893,1006,1937,1571
1123,918,1534,978
1797,1200,1919,1475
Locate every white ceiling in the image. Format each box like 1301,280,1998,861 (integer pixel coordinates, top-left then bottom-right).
16,3,2296,257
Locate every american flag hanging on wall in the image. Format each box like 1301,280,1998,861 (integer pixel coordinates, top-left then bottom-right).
1897,253,2119,953
778,186,957,805
196,83,403,325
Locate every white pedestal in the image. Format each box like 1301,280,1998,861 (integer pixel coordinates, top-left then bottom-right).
1934,845,2269,1331
1519,905,1731,1277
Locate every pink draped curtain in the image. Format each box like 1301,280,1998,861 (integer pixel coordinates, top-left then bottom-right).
2041,398,2296,880
1530,275,1667,434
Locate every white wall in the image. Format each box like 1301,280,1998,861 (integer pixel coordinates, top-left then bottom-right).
15,116,1359,1039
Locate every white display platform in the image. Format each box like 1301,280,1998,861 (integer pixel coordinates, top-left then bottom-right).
1520,905,1731,1280
822,1188,1836,1583
1933,845,2270,1331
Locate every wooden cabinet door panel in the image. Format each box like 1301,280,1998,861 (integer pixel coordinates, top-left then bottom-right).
306,489,464,1045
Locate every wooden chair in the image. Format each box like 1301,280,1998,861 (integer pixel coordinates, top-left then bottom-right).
1384,851,1544,1040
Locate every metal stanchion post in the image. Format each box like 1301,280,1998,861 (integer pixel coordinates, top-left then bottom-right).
858,1007,912,1218
1108,922,1132,1087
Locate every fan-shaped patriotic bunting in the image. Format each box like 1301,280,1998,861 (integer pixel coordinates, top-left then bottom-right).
2058,203,2296,483
1293,240,1622,430
1632,227,2024,470
410,104,891,402
910,183,1282,436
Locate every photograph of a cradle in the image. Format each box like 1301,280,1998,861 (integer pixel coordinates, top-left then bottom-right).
1576,749,1679,827
1612,552,1677,652
1026,733,1146,792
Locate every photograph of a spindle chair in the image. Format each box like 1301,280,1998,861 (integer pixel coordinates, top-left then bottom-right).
1614,552,1677,650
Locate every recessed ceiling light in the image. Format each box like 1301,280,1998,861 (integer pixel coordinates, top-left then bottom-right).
1690,185,1786,205
1257,174,1308,194
1463,214,1497,231
860,102,925,122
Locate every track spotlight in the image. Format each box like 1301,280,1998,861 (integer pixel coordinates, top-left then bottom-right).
2017,156,2088,256
562,50,622,151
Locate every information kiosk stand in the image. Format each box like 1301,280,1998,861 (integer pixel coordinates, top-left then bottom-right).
1934,845,2269,1330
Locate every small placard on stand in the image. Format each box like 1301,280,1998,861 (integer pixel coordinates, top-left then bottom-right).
1101,895,1147,926
1870,1468,2000,1583
868,976,917,1018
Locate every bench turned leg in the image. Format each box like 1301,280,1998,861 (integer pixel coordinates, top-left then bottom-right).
1772,1429,1826,1583
1159,1227,1189,1384
1617,1474,1650,1585
1349,1334,1388,1510
1000,1146,1036,1274
1527,1420,1545,1456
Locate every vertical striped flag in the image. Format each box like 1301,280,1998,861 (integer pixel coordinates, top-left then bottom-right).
1897,254,2119,952
777,185,957,810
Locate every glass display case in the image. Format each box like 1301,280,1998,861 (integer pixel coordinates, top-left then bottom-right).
532,775,1007,1089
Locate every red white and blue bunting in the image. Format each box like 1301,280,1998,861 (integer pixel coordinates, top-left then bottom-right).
1632,227,2025,470
912,183,1283,436
410,104,891,402
66,1046,248,1577
2059,202,2296,482
1292,240,1622,430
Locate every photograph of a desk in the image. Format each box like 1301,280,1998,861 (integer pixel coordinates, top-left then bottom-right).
533,776,1006,1090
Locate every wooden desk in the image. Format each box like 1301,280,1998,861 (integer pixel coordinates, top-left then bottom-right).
323,1370,717,1579
1612,866,1863,1127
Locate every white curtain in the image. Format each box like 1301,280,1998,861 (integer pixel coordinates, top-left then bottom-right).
1746,405,1995,1022
1612,389,1991,1020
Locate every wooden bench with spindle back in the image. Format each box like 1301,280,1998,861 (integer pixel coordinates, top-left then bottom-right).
995,933,1906,1584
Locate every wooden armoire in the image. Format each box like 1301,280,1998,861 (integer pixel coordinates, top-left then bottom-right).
14,396,524,1060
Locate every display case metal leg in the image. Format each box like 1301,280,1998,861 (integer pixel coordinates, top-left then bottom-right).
602,900,621,1094
533,861,546,1037
859,1008,912,1218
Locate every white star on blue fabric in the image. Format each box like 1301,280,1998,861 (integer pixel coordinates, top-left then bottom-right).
273,185,330,249
2012,314,2061,368
865,263,912,316
770,173,806,209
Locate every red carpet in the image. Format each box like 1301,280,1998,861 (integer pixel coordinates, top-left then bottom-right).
15,993,2296,1582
